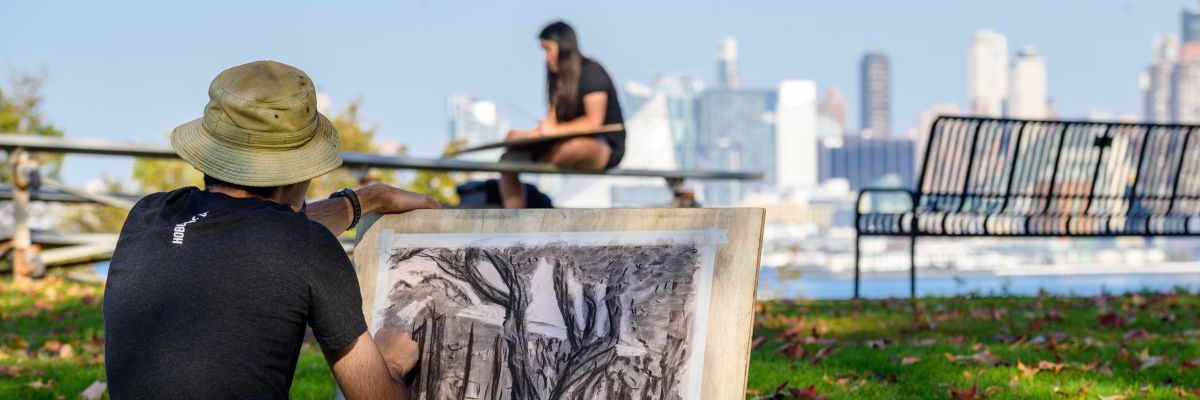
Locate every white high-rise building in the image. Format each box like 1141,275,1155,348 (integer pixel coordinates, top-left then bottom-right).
967,30,1009,117
718,37,739,89
1144,34,1179,123
775,80,818,191
1008,46,1048,119
446,95,510,161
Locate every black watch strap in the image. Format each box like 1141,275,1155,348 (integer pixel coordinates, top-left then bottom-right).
329,188,361,231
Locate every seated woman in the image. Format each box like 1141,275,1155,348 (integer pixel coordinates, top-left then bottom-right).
500,20,625,208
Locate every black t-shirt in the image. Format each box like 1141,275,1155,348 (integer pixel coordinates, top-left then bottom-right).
566,58,625,169
103,187,366,399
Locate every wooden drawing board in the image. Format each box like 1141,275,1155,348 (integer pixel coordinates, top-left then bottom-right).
353,208,765,400
446,123,623,156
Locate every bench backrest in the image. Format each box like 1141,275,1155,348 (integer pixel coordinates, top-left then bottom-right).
912,116,1200,236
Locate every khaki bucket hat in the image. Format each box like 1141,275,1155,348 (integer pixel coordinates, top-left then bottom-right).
171,60,342,187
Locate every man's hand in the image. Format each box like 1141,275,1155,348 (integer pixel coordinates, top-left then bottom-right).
374,328,420,381
357,184,441,215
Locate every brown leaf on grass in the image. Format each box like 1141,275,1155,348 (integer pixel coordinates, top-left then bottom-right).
27,379,53,390
1121,328,1151,341
79,381,106,400
866,339,890,348
785,384,827,400
42,340,62,353
752,336,767,349
0,365,23,378
1053,383,1091,398
1017,360,1038,379
948,385,978,400
59,344,75,360
1098,312,1124,328
1074,359,1101,372
777,341,806,359
984,386,1002,395
1037,360,1066,373
1099,395,1127,400
1136,348,1163,371
1181,358,1200,372
947,350,1005,367
901,356,922,366
809,346,835,366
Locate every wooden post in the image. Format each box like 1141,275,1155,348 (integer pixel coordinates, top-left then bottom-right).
10,148,35,283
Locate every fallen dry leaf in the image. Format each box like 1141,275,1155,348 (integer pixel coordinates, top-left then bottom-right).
1017,360,1038,379
752,336,767,349
1137,347,1163,371
901,356,922,366
948,384,979,400
1121,328,1151,341
79,381,106,400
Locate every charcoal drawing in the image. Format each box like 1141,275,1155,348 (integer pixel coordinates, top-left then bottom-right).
370,231,721,400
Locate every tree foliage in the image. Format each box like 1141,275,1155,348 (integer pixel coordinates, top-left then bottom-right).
405,140,464,206
0,72,64,183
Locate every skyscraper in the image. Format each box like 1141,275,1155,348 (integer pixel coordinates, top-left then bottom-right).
445,95,510,160
1143,34,1178,123
1184,4,1200,43
633,74,705,170
718,37,739,89
817,86,847,137
1008,46,1048,119
967,30,1009,117
859,51,890,137
775,80,818,191
695,88,775,205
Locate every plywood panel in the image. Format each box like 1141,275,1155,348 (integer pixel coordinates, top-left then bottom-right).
353,208,764,400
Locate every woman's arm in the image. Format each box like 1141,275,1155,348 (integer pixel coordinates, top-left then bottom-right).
539,92,606,135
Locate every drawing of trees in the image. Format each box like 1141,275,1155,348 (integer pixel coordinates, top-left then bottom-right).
383,242,703,400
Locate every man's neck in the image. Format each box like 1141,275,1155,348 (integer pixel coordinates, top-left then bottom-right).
207,186,297,210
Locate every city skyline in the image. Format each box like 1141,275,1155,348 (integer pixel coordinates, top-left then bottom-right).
3,0,1198,186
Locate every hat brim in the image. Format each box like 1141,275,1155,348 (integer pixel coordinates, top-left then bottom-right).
170,114,343,187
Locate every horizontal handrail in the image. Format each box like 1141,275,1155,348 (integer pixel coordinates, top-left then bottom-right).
0,134,763,181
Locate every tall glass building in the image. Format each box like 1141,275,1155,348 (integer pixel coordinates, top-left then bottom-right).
696,88,777,205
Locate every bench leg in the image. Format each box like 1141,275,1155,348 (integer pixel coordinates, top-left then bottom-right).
853,234,861,299
910,235,917,302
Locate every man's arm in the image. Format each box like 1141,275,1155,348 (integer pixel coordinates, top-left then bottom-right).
323,331,415,400
306,184,440,234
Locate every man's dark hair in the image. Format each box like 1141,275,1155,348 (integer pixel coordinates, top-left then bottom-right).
203,175,280,198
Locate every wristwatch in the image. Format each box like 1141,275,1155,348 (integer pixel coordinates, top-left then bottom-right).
329,188,361,231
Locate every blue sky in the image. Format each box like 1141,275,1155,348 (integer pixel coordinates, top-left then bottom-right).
1,0,1194,185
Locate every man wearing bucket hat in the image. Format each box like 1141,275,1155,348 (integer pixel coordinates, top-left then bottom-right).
103,60,435,399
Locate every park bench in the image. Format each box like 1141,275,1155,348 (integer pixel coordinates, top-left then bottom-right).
854,116,1200,299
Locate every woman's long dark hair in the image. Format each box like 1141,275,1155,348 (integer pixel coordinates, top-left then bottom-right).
539,21,584,123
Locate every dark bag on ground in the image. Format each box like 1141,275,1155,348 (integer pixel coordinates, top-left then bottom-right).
455,179,554,209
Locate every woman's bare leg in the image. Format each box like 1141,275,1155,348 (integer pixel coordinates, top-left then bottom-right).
499,172,525,209
498,138,610,209
546,137,611,171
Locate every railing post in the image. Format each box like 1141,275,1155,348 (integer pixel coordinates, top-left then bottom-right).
10,148,37,283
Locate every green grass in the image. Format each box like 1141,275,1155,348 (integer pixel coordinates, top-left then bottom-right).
749,292,1200,399
2,272,1198,399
